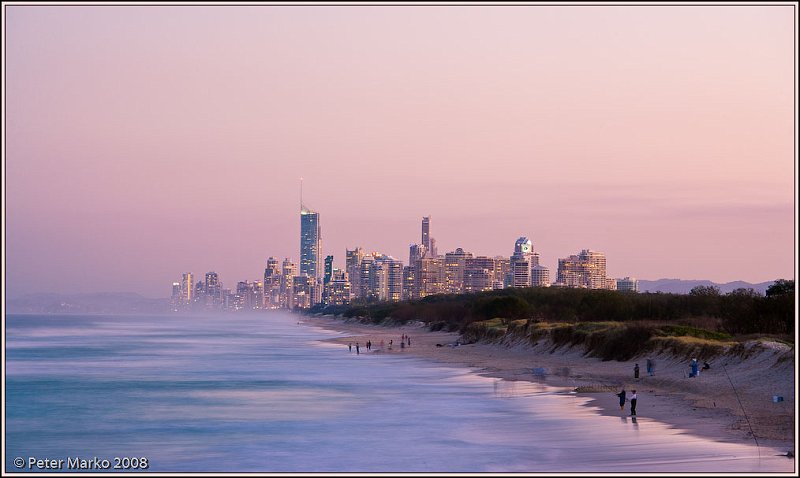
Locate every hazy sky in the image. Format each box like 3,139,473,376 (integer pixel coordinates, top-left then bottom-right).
4,4,796,298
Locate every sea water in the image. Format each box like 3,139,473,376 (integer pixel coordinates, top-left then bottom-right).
5,312,794,473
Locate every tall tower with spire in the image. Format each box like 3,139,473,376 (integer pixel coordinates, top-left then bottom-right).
299,178,321,280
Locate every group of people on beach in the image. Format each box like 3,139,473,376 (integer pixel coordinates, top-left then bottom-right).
348,335,410,354
617,388,638,416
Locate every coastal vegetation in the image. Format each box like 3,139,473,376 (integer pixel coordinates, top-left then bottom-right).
308,279,795,359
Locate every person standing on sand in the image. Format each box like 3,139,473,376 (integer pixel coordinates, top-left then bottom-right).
634,363,640,379
630,390,638,416
348,343,352,352
356,343,360,355
617,389,626,411
646,359,653,376
407,336,411,347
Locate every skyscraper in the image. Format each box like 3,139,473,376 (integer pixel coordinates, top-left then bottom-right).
300,204,321,279
324,255,334,284
181,272,194,303
205,271,221,305
281,258,297,308
510,237,533,288
421,216,431,251
345,247,364,298
264,257,281,308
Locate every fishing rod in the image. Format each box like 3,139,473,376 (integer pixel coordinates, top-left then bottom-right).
721,362,760,460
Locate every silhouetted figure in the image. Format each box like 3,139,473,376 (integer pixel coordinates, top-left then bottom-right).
634,363,640,379
630,390,638,416
646,358,654,376
356,343,360,355
348,343,352,352
617,389,626,411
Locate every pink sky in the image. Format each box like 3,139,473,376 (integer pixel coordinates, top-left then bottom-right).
4,4,796,298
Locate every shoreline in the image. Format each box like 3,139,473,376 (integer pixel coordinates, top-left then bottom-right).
304,315,796,455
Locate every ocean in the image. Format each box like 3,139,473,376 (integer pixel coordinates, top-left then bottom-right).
5,312,793,473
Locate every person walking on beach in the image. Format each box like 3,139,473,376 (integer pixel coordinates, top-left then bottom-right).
356,343,360,355
617,389,626,411
630,390,638,416
348,343,352,353
646,358,655,376
366,340,371,351
634,363,640,379
407,336,411,347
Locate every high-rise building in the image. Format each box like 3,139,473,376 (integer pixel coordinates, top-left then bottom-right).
444,248,473,293
181,273,194,303
531,264,550,287
617,277,639,292
264,257,281,308
409,243,428,265
205,271,221,306
281,258,297,308
493,256,511,289
421,216,431,250
415,256,445,298
387,259,404,302
292,275,318,309
324,255,334,284
235,281,254,310
464,256,496,293
358,254,376,300
170,282,182,310
556,249,609,289
345,247,364,298
324,270,352,306
402,265,416,300
300,202,321,280
510,237,533,288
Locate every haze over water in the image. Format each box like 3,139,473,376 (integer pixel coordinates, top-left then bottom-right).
5,312,793,473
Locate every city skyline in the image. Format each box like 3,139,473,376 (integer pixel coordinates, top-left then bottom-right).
4,3,797,299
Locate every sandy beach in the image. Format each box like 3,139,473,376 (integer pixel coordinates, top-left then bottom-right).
306,316,796,455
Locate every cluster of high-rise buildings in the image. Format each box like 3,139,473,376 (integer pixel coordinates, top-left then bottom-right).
170,196,639,312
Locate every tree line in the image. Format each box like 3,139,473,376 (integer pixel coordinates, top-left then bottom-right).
309,279,795,339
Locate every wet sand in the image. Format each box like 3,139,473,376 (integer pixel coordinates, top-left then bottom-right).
305,316,796,457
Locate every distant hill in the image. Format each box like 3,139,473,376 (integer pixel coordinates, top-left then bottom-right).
6,292,170,315
637,279,776,295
